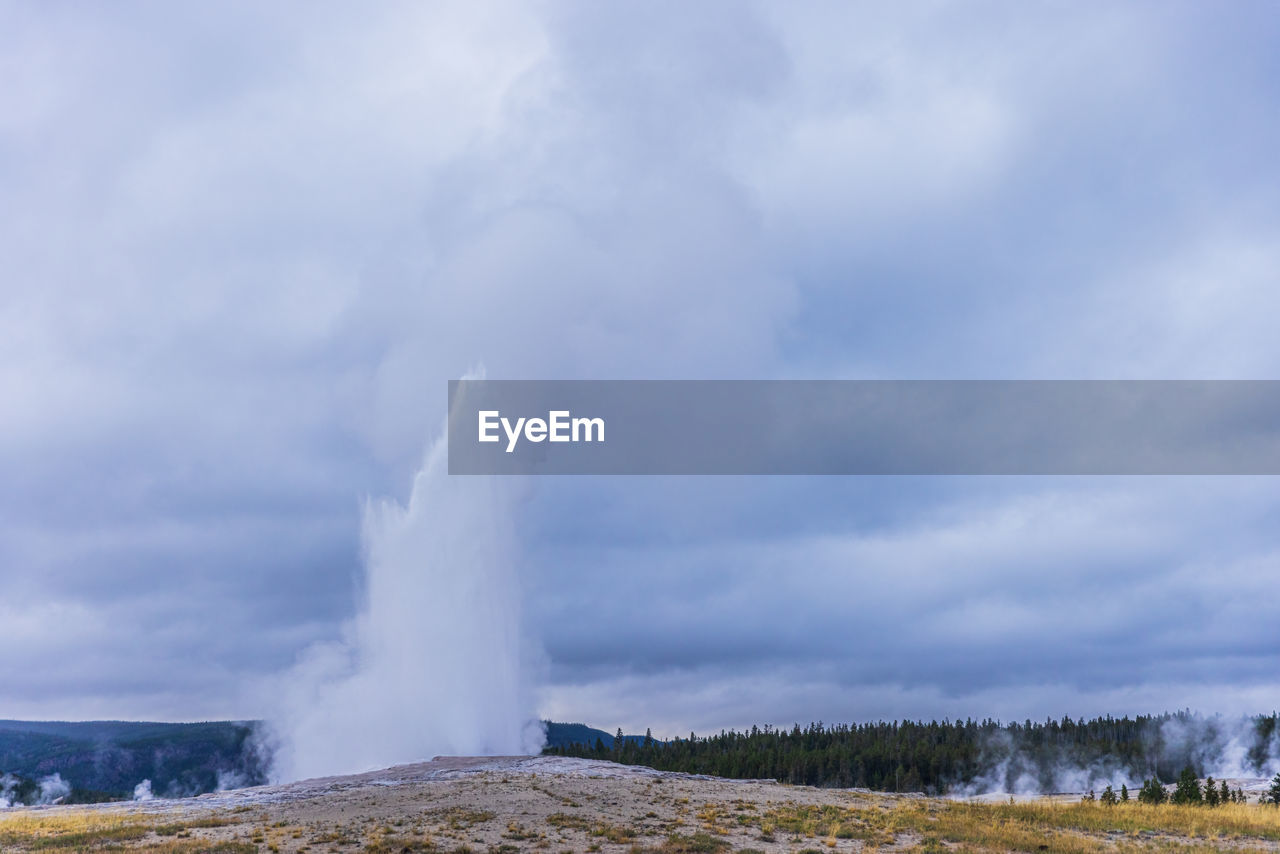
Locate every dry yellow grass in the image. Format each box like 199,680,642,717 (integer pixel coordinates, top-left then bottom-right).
888,800,1280,853
935,800,1280,841
0,808,251,852
0,809,149,847
722,797,1280,852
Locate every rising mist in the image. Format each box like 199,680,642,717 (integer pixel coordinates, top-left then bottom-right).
270,417,544,782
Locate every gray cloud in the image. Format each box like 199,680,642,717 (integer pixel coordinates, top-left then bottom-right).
1,1,1278,742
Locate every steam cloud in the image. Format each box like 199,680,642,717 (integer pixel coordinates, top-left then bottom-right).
215,769,253,792
37,773,69,804
0,774,17,808
1,773,71,808
961,713,1280,796
270,412,544,782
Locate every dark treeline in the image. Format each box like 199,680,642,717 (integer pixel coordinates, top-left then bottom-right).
0,720,268,801
543,711,1280,795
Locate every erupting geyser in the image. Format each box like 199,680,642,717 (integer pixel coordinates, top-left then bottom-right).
272,408,543,782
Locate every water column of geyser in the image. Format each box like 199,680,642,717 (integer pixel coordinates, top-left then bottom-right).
273,402,543,782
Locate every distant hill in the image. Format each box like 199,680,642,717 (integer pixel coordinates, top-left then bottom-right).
0,720,268,803
0,719,641,804
543,722,656,750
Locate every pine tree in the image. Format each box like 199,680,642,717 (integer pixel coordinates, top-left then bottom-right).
1138,778,1167,805
1267,773,1280,806
1219,780,1230,806
1100,784,1117,805
1120,783,1129,802
1203,776,1219,806
1172,767,1202,805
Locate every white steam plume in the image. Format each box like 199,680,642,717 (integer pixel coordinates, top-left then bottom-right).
0,774,18,809
958,713,1280,797
37,773,70,804
271,386,544,782
0,773,70,807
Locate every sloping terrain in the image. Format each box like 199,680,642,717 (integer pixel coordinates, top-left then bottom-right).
4,756,1280,853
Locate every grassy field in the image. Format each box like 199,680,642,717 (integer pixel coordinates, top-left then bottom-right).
702,799,1280,853
0,809,249,852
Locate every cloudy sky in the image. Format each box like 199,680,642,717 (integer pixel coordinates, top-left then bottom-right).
3,1,1280,738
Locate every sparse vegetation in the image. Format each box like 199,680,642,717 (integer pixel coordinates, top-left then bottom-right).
0,809,256,852
642,832,728,853
152,817,236,836
545,812,590,831
361,836,439,853
1266,772,1280,806
428,807,496,830
6,760,1280,853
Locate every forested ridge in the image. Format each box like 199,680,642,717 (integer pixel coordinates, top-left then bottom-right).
544,711,1280,795
0,720,267,803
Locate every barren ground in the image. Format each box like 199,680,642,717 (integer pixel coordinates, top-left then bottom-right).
4,756,1280,853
